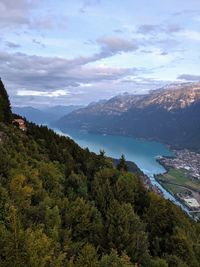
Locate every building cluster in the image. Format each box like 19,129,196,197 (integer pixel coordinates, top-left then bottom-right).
178,194,200,221
12,119,27,131
182,196,200,209
160,149,200,180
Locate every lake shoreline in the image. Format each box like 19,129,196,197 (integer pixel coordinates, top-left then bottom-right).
154,157,198,219
52,126,194,216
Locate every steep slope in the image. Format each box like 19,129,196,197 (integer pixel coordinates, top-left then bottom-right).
56,82,200,151
1,79,200,266
0,79,12,123
1,121,200,266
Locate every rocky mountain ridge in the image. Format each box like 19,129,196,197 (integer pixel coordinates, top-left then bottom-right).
55,81,200,151
73,82,200,116
145,82,200,111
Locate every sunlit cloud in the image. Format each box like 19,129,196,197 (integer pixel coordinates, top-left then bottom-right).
17,89,69,97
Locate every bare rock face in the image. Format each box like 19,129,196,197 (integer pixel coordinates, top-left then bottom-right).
142,82,200,111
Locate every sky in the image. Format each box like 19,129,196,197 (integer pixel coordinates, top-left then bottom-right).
0,0,200,107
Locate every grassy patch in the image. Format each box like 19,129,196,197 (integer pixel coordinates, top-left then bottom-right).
157,168,200,194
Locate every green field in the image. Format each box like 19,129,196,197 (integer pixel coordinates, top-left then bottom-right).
156,168,200,195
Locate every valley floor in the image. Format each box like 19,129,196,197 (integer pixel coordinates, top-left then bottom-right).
155,150,200,220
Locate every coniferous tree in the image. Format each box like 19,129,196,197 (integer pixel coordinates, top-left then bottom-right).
0,79,12,123
117,154,128,172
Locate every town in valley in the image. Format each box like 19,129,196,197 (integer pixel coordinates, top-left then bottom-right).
156,149,200,220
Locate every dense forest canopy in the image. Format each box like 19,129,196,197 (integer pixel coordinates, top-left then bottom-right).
0,80,200,267
0,79,12,124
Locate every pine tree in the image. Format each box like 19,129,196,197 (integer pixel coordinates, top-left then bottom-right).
117,154,128,172
73,244,99,267
0,79,12,123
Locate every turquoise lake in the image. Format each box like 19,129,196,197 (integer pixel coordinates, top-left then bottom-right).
53,127,191,213
54,128,173,176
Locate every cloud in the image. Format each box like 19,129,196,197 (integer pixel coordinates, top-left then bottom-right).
5,41,21,49
0,0,33,28
0,45,167,107
135,23,182,54
137,24,159,34
0,32,164,107
32,39,46,48
17,89,69,97
80,0,101,13
62,37,139,67
0,35,140,85
0,0,67,31
177,74,200,81
166,24,182,33
137,23,182,35
173,9,200,17
69,65,136,82
97,37,138,55
159,51,168,56
32,16,55,30
113,29,123,34
0,49,139,101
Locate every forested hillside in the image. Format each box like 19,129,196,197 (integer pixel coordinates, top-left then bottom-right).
0,81,200,266
0,79,12,124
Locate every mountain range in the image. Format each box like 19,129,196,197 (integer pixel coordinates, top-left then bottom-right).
13,105,84,125
55,82,200,151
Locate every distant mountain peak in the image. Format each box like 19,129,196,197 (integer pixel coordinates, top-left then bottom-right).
145,81,200,110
